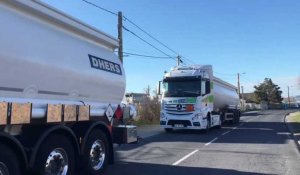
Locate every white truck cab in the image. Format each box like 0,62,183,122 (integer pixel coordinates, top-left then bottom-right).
158,65,240,132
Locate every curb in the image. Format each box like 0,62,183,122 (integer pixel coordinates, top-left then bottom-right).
284,113,300,152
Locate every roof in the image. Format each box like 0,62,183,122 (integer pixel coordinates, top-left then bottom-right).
165,64,237,90
4,0,118,50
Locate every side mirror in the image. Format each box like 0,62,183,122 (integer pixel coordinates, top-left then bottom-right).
205,81,211,94
157,81,162,95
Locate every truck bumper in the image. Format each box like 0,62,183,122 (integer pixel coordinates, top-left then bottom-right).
160,113,207,130
113,125,138,144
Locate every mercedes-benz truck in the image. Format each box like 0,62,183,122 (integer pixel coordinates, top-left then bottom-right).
158,65,240,132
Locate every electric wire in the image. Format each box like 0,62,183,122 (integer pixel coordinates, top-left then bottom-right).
81,0,118,16
81,0,193,64
115,51,176,59
122,16,178,56
122,26,176,61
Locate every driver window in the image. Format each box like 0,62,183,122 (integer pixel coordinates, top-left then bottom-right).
202,80,211,96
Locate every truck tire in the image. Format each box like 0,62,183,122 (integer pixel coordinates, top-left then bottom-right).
83,129,109,175
164,128,173,133
0,144,21,175
204,116,211,133
233,110,240,124
33,134,75,175
215,116,222,129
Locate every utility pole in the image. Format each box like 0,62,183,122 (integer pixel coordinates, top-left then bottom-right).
118,11,123,63
177,55,181,66
288,86,290,108
241,86,244,111
237,73,241,98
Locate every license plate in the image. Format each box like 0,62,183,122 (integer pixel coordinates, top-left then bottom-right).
174,124,184,128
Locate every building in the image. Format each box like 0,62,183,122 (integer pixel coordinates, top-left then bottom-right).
125,92,149,104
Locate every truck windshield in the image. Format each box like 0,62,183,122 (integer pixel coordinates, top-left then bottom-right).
163,79,201,97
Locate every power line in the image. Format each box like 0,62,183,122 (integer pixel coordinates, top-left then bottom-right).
124,52,175,59
180,56,196,65
122,16,178,55
122,25,176,61
81,0,192,64
115,51,176,59
81,0,117,16
81,0,178,55
123,16,197,65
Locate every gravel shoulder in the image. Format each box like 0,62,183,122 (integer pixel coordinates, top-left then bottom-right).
285,111,300,151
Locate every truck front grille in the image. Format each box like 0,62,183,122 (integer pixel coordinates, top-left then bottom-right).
164,103,194,115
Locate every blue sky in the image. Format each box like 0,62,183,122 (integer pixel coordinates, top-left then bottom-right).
42,0,300,97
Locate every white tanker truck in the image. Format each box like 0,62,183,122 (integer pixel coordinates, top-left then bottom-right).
0,1,136,175
158,65,240,132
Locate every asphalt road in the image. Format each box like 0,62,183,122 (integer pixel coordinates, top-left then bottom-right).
106,110,300,175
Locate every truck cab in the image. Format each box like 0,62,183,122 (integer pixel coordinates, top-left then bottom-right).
158,65,240,132
159,65,221,132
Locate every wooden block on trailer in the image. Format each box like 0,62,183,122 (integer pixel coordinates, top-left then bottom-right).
78,105,89,121
47,104,62,123
0,102,8,125
64,105,77,122
11,103,31,124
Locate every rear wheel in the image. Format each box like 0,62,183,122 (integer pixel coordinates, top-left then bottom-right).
82,129,109,175
33,134,75,175
164,128,173,133
0,144,21,175
233,110,240,124
216,115,222,129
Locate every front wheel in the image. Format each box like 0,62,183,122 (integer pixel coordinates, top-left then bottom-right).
82,129,109,175
204,117,211,133
0,144,21,175
33,134,76,175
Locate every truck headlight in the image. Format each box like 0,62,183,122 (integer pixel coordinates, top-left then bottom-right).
192,113,204,120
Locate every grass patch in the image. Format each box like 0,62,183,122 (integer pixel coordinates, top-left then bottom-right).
131,119,159,127
288,112,300,133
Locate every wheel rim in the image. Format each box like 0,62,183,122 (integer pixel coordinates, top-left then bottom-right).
45,148,68,175
89,140,106,170
0,162,9,175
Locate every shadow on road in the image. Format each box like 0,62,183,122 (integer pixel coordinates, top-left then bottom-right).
105,161,273,175
116,110,299,154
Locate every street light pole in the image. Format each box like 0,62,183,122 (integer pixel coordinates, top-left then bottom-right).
237,73,240,98
288,86,290,108
241,86,244,110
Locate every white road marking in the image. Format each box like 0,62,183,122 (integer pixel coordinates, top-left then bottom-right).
172,149,199,166
233,127,237,130
246,116,259,122
205,137,218,146
222,131,231,135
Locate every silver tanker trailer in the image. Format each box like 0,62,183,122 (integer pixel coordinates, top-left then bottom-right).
0,1,136,174
158,65,240,132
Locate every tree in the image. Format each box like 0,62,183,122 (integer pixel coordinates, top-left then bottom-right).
137,85,161,123
254,78,283,104
144,85,151,97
